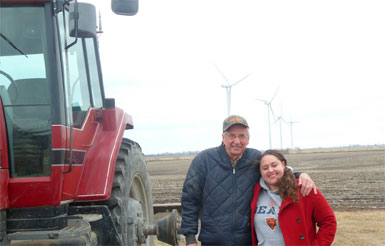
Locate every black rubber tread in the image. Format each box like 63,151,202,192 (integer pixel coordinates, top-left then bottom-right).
106,138,154,246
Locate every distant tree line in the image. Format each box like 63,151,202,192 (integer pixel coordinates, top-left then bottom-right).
145,151,200,158
144,144,385,157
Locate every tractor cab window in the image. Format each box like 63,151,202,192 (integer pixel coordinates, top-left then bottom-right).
58,9,104,128
86,38,103,108
0,5,52,177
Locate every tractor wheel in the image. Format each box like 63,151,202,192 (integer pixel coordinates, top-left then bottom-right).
108,138,154,245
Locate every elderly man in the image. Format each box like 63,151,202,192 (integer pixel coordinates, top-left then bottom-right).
181,115,315,246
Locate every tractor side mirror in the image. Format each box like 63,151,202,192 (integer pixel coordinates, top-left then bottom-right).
111,0,139,16
69,2,97,38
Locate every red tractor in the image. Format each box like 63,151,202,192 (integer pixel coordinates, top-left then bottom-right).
0,0,179,245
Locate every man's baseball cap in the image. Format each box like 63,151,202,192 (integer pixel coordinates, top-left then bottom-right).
223,115,249,132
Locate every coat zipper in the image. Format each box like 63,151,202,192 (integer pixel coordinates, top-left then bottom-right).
232,166,237,244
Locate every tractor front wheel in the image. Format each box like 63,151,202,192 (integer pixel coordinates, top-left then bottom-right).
108,138,154,245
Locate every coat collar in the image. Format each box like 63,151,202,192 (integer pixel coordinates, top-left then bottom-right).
217,144,251,169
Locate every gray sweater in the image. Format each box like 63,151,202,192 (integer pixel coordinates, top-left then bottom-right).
253,177,285,246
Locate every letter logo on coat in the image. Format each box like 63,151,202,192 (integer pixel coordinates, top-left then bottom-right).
266,218,277,230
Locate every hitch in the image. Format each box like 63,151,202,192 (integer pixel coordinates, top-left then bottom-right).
145,209,181,246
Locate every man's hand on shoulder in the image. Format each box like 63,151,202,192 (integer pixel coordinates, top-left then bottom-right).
298,173,317,196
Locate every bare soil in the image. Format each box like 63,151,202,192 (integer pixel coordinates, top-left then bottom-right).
147,148,385,245
146,148,385,210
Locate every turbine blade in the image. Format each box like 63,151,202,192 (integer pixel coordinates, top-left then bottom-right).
269,104,277,121
270,86,280,103
282,117,288,125
255,98,267,103
273,116,280,124
213,63,229,84
231,73,251,87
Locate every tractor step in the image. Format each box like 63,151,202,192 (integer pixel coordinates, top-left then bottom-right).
8,216,97,243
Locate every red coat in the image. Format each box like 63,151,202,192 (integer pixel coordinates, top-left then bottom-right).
250,181,337,245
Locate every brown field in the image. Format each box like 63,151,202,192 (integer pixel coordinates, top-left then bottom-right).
146,147,385,245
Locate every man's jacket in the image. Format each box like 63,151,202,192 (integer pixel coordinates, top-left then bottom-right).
181,144,261,245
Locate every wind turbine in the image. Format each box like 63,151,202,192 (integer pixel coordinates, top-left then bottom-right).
255,87,280,149
274,103,286,150
214,64,251,116
286,115,299,149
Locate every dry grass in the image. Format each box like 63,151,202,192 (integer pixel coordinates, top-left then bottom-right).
333,210,385,246
153,210,385,245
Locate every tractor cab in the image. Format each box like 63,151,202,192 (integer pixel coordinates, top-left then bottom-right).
0,1,181,245
0,3,53,178
0,1,107,208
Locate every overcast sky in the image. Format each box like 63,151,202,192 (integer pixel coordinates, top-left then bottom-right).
94,0,384,155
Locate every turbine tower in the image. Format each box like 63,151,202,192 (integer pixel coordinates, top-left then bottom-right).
256,87,279,148
214,64,251,116
286,117,299,149
274,104,285,150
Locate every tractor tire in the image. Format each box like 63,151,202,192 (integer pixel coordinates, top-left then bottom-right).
108,138,154,246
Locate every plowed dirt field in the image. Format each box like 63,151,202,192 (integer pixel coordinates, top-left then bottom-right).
147,148,385,210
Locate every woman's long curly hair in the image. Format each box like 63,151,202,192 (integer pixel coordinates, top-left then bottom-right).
260,150,300,203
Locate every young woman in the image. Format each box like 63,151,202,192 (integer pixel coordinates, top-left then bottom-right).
250,150,337,245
